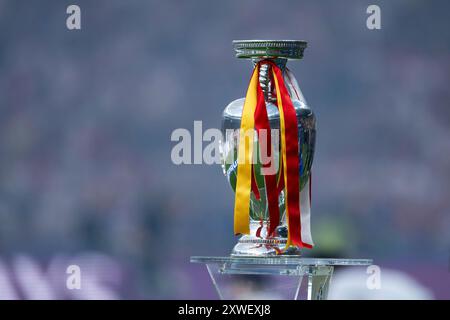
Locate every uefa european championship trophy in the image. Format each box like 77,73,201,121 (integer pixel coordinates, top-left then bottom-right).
191,40,372,300
221,40,315,257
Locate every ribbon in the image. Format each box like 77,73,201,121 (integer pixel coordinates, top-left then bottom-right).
233,66,258,235
285,67,314,248
271,63,302,248
233,61,313,250
254,76,279,236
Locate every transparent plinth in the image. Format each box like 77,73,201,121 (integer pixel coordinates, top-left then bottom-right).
190,256,372,300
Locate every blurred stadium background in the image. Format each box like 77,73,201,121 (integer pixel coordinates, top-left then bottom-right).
0,0,449,299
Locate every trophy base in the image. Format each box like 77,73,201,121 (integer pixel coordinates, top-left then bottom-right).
231,221,301,256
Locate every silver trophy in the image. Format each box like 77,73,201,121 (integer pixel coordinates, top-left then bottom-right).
221,40,316,256
191,40,372,300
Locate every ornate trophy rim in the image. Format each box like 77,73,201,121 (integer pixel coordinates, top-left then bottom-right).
233,39,307,60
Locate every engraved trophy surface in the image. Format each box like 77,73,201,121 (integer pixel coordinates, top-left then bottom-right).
221,40,316,256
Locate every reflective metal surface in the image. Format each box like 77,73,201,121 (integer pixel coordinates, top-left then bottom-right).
221,41,315,256
233,40,307,59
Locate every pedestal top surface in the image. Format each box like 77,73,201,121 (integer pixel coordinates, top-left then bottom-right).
190,256,373,266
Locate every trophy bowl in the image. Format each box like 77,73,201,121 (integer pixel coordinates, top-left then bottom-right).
221,40,316,256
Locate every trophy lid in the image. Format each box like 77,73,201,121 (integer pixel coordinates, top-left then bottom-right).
233,40,307,60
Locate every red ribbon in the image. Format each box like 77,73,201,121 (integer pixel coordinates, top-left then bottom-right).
235,60,306,248
269,61,303,248
253,73,279,236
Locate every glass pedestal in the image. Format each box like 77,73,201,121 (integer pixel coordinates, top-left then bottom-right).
190,256,372,300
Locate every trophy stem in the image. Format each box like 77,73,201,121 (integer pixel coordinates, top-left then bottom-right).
251,58,287,103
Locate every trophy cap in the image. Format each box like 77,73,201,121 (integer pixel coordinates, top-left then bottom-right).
233,40,307,60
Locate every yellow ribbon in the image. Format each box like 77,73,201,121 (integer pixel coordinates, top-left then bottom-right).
234,66,259,235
